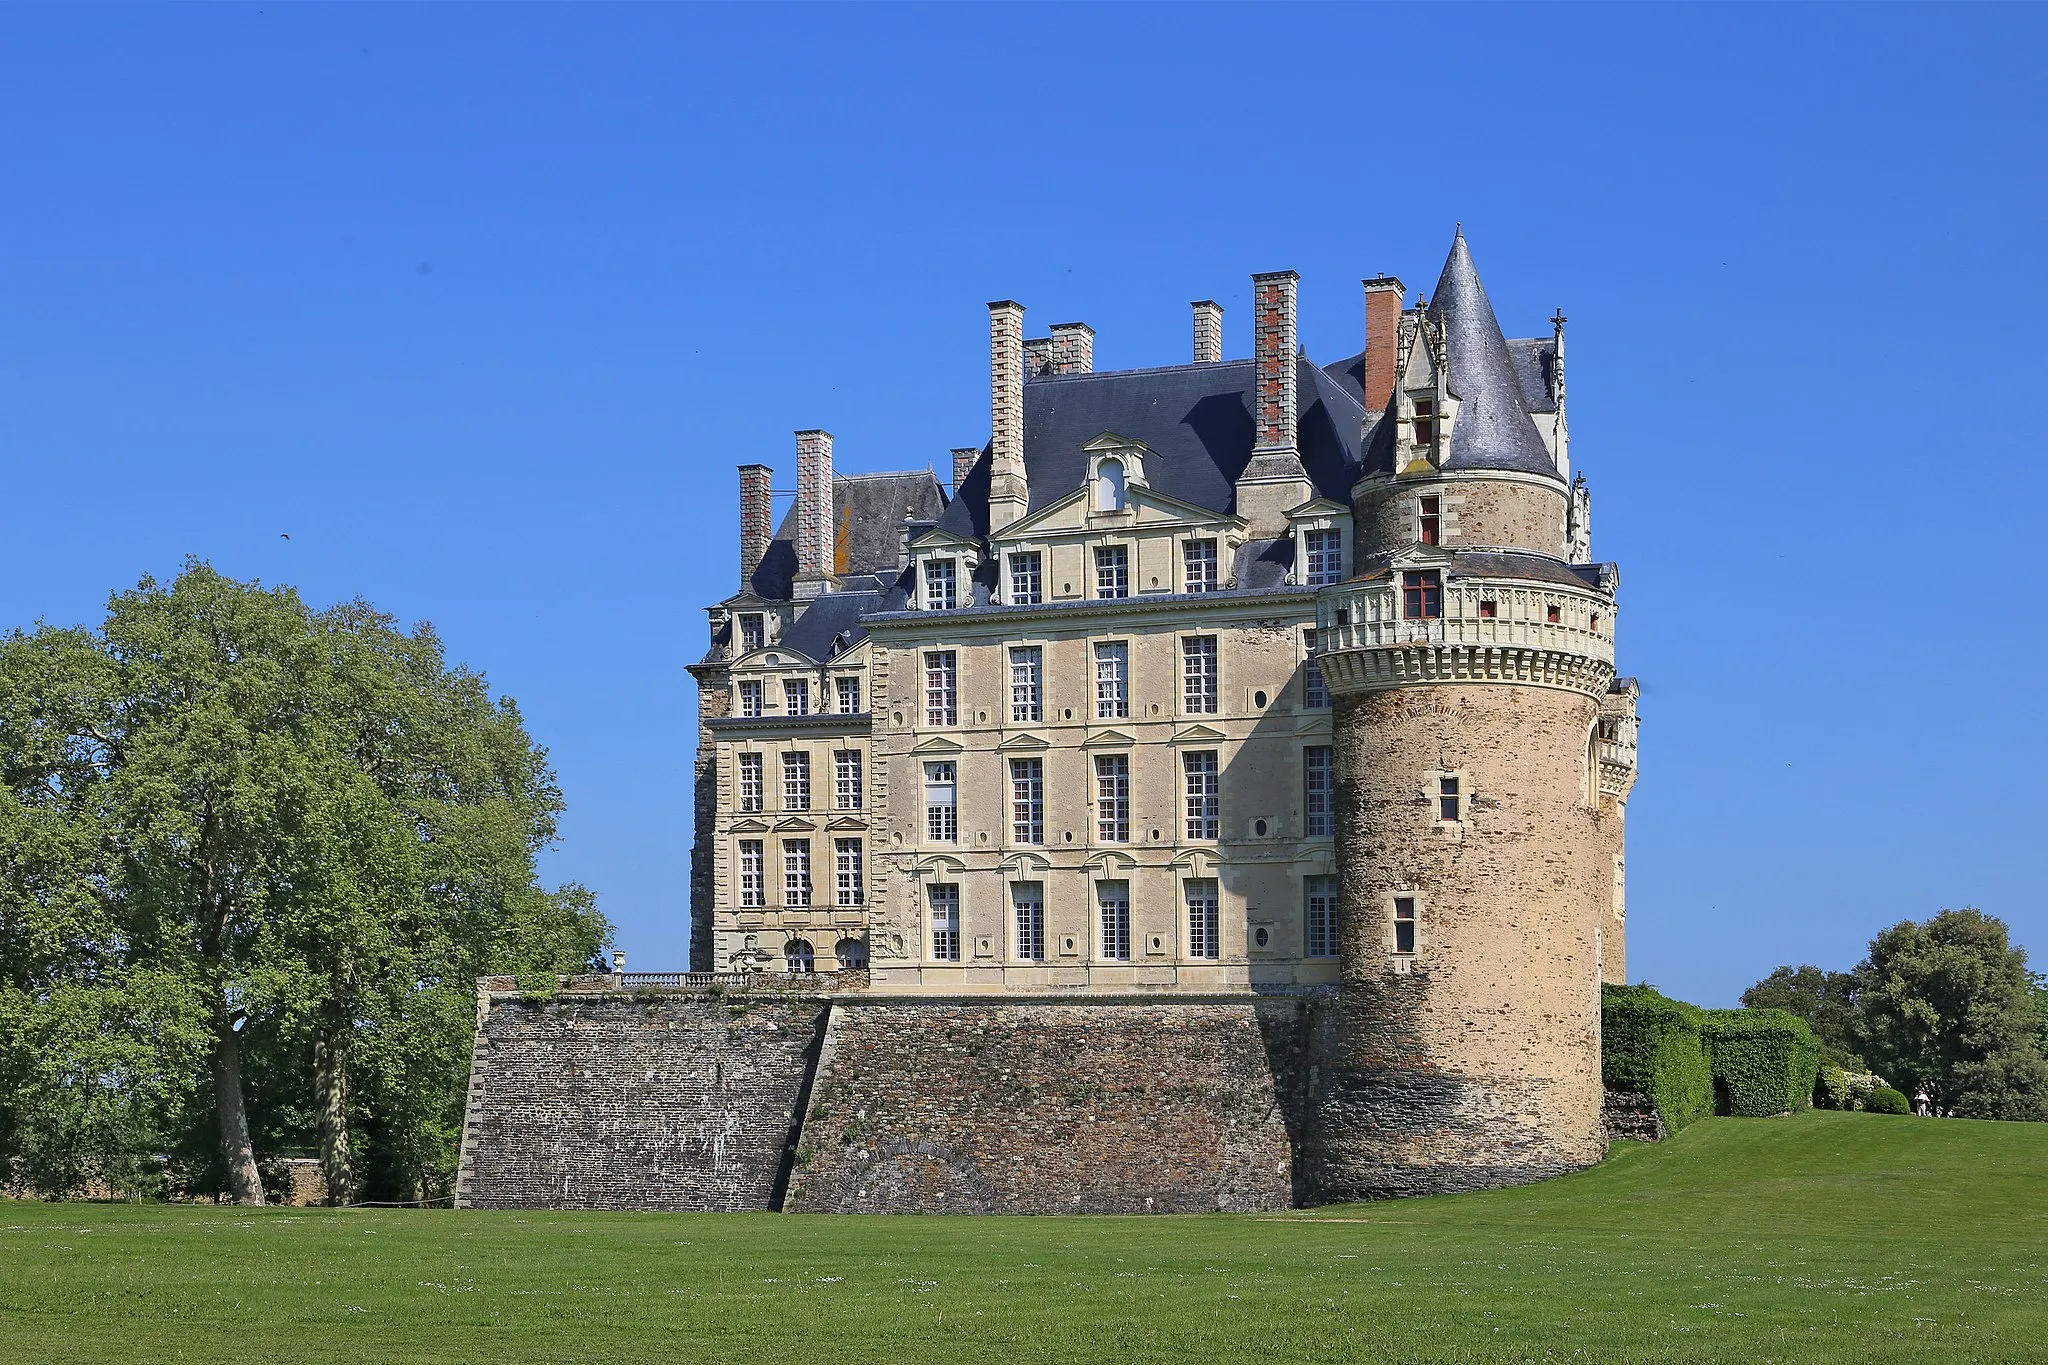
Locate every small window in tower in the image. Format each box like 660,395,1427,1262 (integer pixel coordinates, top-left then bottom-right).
1413,397,1437,446
1591,613,1602,634
1402,570,1443,619
1478,600,1497,619
1547,603,1562,624
1393,896,1418,955
1420,495,1441,546
1438,775,1461,823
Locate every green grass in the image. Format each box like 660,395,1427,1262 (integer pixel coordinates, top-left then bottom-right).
3,1111,2044,1363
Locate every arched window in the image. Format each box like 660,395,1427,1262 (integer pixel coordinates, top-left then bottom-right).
784,938,815,974
1095,458,1127,512
834,936,868,970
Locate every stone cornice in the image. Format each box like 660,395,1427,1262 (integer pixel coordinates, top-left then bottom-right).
706,713,872,736
1319,642,1615,699
863,586,1315,635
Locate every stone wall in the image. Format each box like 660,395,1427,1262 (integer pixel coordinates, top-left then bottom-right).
456,993,825,1211
1352,473,1567,559
785,997,1309,1214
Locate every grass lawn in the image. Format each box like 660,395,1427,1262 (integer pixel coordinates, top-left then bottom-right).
2,1110,2043,1363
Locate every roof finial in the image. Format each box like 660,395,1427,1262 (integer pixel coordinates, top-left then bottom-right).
1455,221,1464,239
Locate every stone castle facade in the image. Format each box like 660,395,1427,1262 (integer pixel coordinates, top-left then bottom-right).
455,232,1642,1211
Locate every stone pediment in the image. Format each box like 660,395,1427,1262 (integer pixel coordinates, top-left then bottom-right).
1081,728,1137,748
1085,849,1138,874
729,818,771,834
771,817,816,833
998,730,1051,750
1173,722,1228,743
911,734,966,755
1389,542,1457,569
998,851,1052,875
825,815,867,831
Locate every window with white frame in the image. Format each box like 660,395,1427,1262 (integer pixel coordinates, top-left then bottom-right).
1393,894,1419,955
737,752,763,813
1305,529,1343,587
1186,879,1221,960
1438,773,1463,823
1184,538,1218,593
738,839,765,908
929,885,961,962
1183,636,1218,714
1008,551,1042,606
1095,753,1130,842
1304,746,1334,837
782,751,811,811
783,679,810,716
1010,757,1043,845
783,839,812,907
925,651,957,726
923,558,958,611
737,680,764,718
1184,751,1219,840
1013,882,1045,961
1306,875,1338,958
739,614,765,652
835,676,861,715
784,938,814,974
1098,881,1131,960
834,749,862,810
1094,545,1129,599
834,838,863,907
1094,642,1128,719
924,761,958,842
1010,646,1042,722
1303,630,1329,709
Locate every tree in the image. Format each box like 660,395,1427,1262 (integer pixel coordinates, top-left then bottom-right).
1852,908,2048,1121
0,562,610,1201
1741,964,1863,1068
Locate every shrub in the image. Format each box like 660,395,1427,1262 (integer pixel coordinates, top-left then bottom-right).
1602,985,1712,1133
1814,1061,1848,1109
1703,1008,1822,1116
1865,1086,1910,1114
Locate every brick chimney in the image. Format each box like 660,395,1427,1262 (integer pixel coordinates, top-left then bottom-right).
1050,322,1094,375
1362,275,1405,414
1023,337,1053,379
1252,271,1299,453
1191,300,1223,364
792,430,834,599
738,463,773,592
951,446,980,496
987,301,1028,532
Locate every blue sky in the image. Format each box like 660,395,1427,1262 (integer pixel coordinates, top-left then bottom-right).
4,3,2044,1005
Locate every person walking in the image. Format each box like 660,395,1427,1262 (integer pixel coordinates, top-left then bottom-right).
1912,1087,1931,1117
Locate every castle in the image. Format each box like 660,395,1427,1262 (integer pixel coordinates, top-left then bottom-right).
454,232,1642,1211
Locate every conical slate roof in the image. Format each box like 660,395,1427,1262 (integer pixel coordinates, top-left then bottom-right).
1429,232,1561,479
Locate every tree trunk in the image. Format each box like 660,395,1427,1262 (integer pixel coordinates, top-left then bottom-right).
212,1011,266,1205
314,1026,356,1206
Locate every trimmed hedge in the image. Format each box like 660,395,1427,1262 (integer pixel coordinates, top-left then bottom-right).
1601,985,1823,1131
1865,1086,1910,1114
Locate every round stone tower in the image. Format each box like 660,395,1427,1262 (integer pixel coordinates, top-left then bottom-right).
1306,232,1631,1199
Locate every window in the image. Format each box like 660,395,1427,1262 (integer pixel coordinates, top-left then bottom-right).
925,651,957,726
1095,754,1130,842
1184,751,1219,840
1402,570,1443,619
834,750,862,810
783,679,810,716
835,937,868,970
1094,642,1128,719
1010,646,1042,723
1187,880,1220,960
1009,551,1042,606
1094,545,1129,599
1413,395,1437,446
1420,495,1441,546
834,839,863,907
738,840,765,908
924,761,958,842
1184,539,1218,593
738,680,764,718
783,839,812,907
1478,599,1498,619
1098,882,1131,960
784,938,814,974
1438,774,1462,823
1095,458,1127,512
737,752,764,813
1182,636,1218,714
782,752,811,811
1305,529,1343,587
739,614,765,653
1010,757,1044,845
835,676,861,714
1306,876,1338,958
929,885,961,962
1305,746,1334,838
1303,631,1329,709
923,558,957,611
1014,883,1046,961
1393,895,1418,955
1547,603,1562,623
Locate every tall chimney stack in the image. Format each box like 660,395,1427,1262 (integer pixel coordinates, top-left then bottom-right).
951,447,980,496
738,463,773,592
1191,300,1223,364
1362,275,1405,414
792,430,834,599
987,301,1028,532
1049,322,1094,375
1023,337,1053,379
1251,270,1300,454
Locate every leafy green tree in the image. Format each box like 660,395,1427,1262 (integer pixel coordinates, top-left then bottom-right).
1740,965,1863,1069
1852,909,2048,1120
0,563,610,1202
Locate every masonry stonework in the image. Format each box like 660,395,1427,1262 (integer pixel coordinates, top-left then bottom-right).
1352,475,1569,558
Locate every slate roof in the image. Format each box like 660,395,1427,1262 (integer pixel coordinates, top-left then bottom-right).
937,354,1365,541
1506,337,1558,415
749,470,944,599
1364,233,1563,481
1352,548,1607,591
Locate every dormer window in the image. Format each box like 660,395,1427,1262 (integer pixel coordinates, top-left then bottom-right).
923,558,957,611
1402,570,1443,619
1094,545,1129,599
1184,539,1218,593
1095,458,1128,512
1413,396,1438,446
739,613,765,652
1304,529,1344,587
1007,551,1042,606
